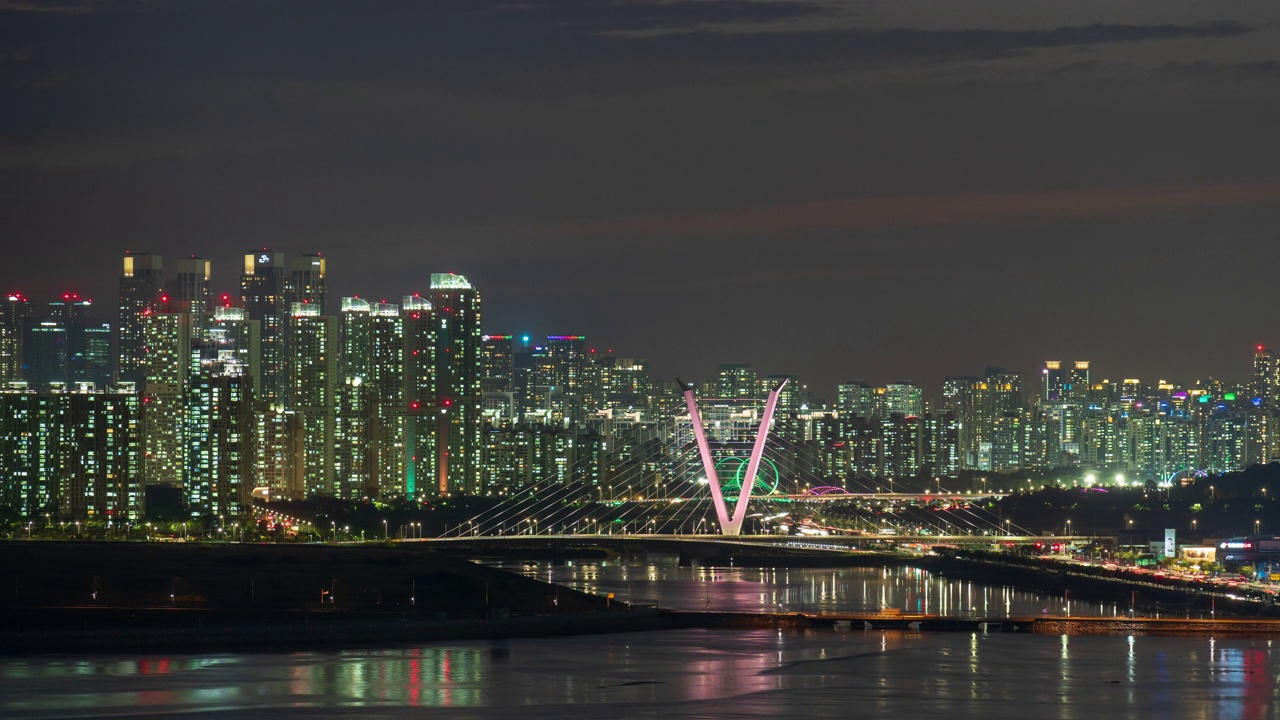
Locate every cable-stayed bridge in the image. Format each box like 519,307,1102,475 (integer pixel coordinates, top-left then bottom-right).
440,392,1089,545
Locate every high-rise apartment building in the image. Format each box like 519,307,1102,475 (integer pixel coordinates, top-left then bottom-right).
288,303,336,496
430,273,483,496
142,299,192,487
118,252,163,386
0,385,143,521
1043,361,1065,402
287,254,327,309
837,381,877,420
240,251,289,403
1254,345,1277,407
168,256,212,331
527,335,587,422
1066,361,1091,401
23,294,112,391
883,382,924,417
480,335,514,394
717,363,757,399
402,294,436,497
338,297,405,498
0,293,30,384
207,307,261,391
185,373,255,518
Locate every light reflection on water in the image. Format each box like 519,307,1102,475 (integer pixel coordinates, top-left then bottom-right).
3,632,1280,718
498,558,1122,617
1,647,490,715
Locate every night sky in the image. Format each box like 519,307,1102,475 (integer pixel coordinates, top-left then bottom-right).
3,0,1279,399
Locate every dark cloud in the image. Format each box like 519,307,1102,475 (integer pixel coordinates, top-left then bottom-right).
0,0,1278,394
1156,60,1280,80
551,183,1280,239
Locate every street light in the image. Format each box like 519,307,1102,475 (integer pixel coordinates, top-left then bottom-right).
382,519,388,540
1255,519,1261,536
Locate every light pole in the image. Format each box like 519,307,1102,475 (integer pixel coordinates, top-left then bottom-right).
382,519,388,540
1255,519,1261,536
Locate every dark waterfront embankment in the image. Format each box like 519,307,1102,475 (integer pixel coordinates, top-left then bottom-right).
0,540,610,616
7,540,1280,655
13,605,1280,655
0,607,669,654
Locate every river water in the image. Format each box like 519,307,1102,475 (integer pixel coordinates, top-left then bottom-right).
496,558,1125,617
3,559,1278,719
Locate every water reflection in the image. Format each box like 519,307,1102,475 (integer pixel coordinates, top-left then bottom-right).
1,648,489,715
4,632,1280,718
497,558,1120,617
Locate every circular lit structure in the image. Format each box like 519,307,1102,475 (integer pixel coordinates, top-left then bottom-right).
714,456,781,496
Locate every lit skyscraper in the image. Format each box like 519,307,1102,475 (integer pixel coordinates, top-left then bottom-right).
185,373,255,518
168,256,212,330
339,297,405,498
257,406,303,500
240,250,288,403
117,252,163,386
402,294,436,497
1066,361,1091,401
1043,361,1065,402
0,293,30,384
207,306,261,392
528,335,586,422
287,253,328,309
334,375,376,499
142,299,192,487
23,294,112,391
21,317,65,391
481,334,514,394
288,302,336,496
1254,345,1275,407
430,273,483,496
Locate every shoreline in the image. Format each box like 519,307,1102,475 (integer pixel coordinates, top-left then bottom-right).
5,540,1280,654
10,605,1280,656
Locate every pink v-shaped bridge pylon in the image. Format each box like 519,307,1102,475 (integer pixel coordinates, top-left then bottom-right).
680,378,787,536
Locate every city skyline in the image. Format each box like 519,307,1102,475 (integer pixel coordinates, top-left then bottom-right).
2,1,1279,394
3,249,1277,403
